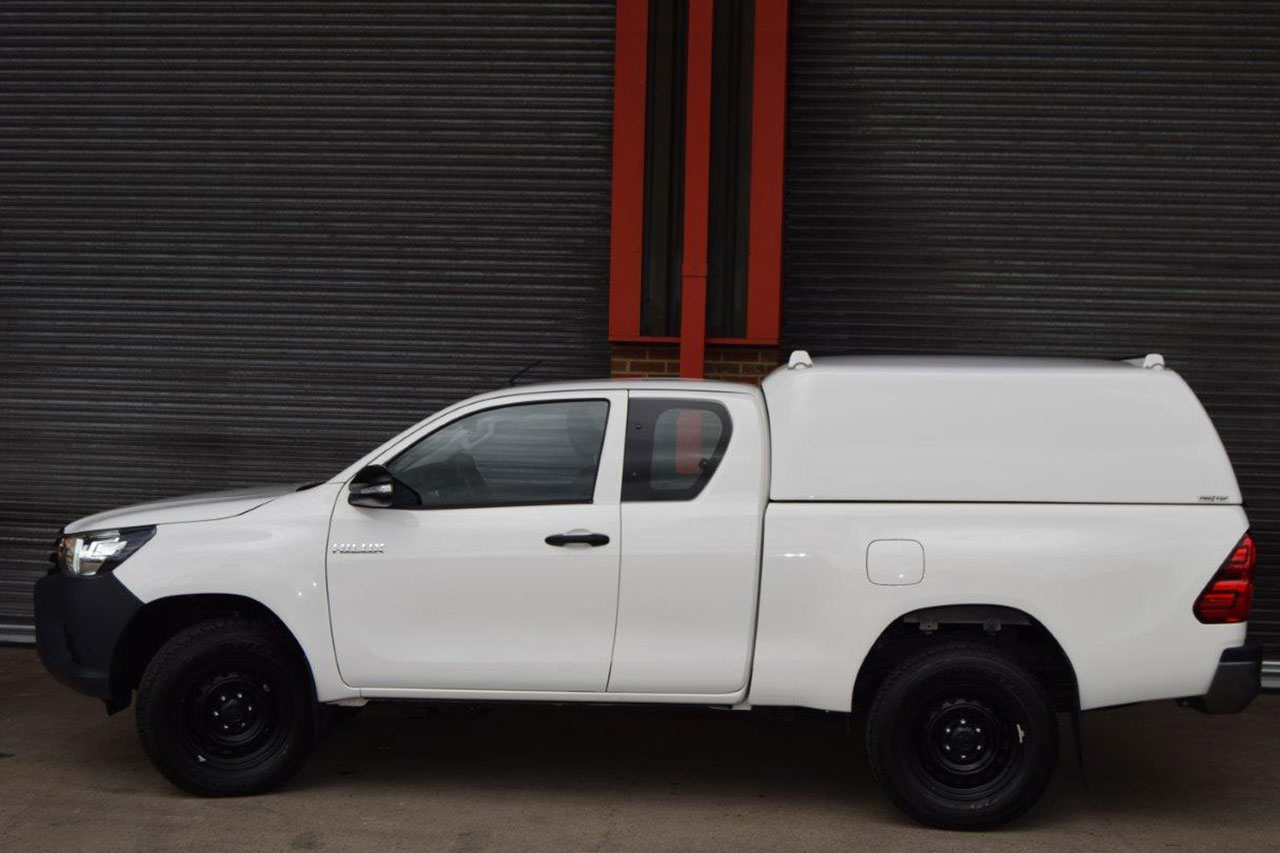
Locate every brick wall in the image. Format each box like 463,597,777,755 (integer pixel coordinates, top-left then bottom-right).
610,343,781,383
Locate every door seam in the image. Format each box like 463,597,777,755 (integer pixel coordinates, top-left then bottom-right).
603,391,630,691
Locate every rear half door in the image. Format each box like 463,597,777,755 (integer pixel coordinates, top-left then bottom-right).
608,390,767,695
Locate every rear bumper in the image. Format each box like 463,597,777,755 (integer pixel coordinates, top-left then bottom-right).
1184,645,1261,714
34,570,142,711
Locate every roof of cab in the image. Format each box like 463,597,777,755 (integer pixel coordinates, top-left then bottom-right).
459,376,762,406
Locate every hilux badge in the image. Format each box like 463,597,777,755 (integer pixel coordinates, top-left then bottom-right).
331,542,384,554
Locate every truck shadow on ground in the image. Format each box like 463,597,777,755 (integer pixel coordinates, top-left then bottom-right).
286,700,1272,831
298,703,876,804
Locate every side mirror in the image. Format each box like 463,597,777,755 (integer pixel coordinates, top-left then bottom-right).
348,464,396,508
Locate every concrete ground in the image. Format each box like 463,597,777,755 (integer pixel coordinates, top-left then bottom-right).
0,647,1276,853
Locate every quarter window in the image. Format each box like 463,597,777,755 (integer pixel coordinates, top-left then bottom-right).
387,400,609,509
622,399,731,501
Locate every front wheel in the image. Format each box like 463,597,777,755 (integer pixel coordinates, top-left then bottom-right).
866,642,1059,829
136,617,315,796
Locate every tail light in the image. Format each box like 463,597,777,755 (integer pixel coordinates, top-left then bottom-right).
1193,533,1257,624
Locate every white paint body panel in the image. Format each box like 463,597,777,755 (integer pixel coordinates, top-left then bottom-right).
607,389,767,694
329,502,621,690
82,361,1250,715
326,390,629,692
764,356,1241,504
112,483,359,703
748,502,1248,711
65,483,301,534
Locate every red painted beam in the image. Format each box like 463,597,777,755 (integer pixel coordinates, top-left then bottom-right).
608,0,649,341
745,0,789,344
679,0,715,378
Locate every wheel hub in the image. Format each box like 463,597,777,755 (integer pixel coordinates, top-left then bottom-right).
939,716,988,764
208,690,255,732
189,672,273,753
920,697,1010,785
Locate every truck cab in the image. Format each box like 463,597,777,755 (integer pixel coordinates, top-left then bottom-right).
327,382,767,700
35,354,1261,828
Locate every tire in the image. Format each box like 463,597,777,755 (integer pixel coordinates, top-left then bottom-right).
136,617,315,796
865,642,1058,830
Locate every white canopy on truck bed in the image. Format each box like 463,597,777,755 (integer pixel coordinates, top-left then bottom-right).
762,355,1240,505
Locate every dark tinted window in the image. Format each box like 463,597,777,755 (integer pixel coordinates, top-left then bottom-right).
640,0,755,338
388,400,609,509
622,399,731,501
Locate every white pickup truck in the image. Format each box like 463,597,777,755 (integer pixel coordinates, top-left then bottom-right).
36,353,1260,828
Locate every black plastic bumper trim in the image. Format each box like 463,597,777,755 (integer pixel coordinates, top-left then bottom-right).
34,570,142,711
1185,645,1261,714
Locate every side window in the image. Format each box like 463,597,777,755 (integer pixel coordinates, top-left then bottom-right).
622,399,732,502
387,400,609,509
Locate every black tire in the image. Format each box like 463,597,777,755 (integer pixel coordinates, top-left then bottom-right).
865,642,1058,830
136,617,315,796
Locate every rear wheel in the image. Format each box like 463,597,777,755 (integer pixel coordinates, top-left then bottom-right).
866,642,1058,829
137,617,314,796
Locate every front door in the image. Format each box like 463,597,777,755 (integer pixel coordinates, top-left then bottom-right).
327,391,627,692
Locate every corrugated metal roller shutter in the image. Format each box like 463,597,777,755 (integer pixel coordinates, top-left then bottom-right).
0,2,615,638
783,2,1280,662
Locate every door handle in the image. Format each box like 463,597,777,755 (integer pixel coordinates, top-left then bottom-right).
545,532,610,547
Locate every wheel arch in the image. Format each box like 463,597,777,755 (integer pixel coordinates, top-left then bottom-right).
109,593,317,713
852,604,1079,714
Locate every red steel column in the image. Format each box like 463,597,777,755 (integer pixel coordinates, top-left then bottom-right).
608,0,649,341
679,0,715,378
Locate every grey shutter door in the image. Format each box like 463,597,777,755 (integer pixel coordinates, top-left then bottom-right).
782,2,1280,663
0,2,616,638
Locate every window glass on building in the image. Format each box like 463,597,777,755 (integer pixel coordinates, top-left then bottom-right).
640,0,755,338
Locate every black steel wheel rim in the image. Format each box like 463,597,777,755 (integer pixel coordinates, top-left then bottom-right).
909,684,1026,799
180,664,291,770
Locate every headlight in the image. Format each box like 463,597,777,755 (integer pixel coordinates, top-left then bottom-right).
56,527,155,577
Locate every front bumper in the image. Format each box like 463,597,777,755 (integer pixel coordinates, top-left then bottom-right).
1184,645,1262,714
34,569,142,712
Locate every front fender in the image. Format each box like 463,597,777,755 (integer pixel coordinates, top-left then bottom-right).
112,482,357,703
